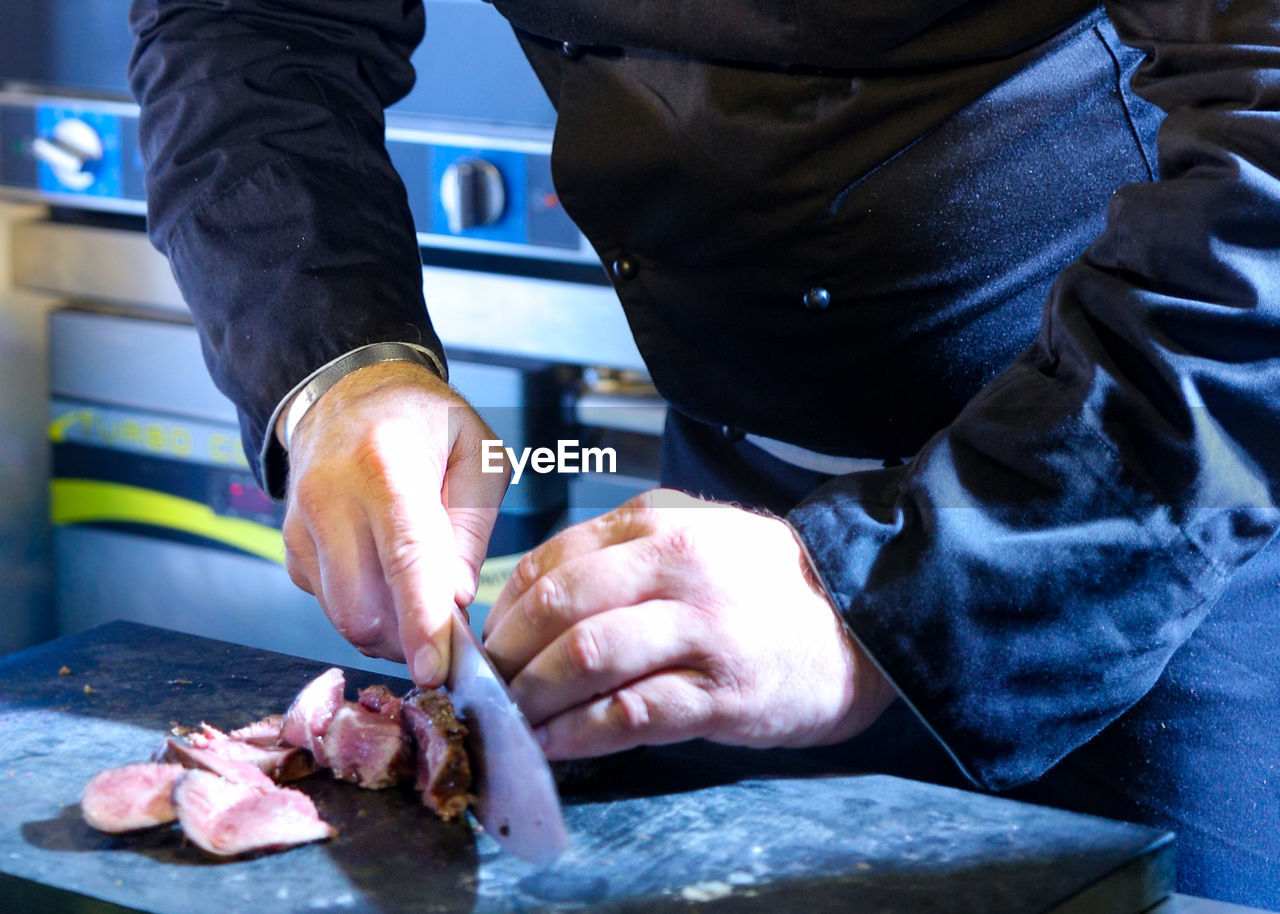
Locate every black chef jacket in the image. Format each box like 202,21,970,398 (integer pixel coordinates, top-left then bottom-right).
129,0,1280,903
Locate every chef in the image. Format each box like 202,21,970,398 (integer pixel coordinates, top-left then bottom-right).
128,0,1280,905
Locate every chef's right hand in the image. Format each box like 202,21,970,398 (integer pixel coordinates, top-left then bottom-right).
279,360,508,686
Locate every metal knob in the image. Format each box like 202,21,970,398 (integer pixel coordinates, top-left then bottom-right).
30,118,104,192
440,157,506,234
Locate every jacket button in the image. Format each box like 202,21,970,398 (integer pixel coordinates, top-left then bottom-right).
804,286,831,310
561,41,583,59
612,256,639,280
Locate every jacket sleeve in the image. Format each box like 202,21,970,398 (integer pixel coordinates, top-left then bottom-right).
787,0,1280,790
128,0,443,496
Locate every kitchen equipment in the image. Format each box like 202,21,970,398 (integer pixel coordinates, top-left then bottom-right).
0,622,1174,913
446,606,568,864
0,0,604,274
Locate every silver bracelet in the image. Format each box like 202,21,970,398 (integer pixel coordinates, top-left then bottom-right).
281,342,446,450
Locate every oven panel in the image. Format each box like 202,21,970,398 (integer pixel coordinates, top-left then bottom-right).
0,91,595,263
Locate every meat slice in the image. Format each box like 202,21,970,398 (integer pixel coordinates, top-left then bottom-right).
81,762,184,833
402,688,472,821
172,769,335,857
358,684,401,718
281,667,345,756
157,723,315,785
228,714,285,747
193,723,318,783
79,668,476,860
322,702,413,790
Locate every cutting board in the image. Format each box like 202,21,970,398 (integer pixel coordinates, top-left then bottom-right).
0,622,1173,913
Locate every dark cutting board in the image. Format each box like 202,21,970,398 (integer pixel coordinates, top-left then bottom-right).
0,622,1173,913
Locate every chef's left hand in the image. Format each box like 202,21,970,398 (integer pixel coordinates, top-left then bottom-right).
483,489,896,759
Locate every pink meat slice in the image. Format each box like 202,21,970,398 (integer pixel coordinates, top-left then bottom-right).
322,702,412,790
190,723,317,783
81,762,184,833
172,769,336,857
159,736,287,788
281,667,346,756
227,714,285,747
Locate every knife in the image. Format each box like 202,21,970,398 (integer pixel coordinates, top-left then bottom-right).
446,606,570,865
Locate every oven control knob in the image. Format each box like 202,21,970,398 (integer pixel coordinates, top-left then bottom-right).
30,118,104,192
440,157,506,233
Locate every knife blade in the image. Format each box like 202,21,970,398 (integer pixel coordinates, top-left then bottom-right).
446,606,569,865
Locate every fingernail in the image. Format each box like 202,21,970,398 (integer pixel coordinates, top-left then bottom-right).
533,726,549,750
411,643,440,685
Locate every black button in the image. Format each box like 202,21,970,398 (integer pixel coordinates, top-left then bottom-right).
612,256,639,280
804,286,831,310
561,41,583,59
719,425,744,443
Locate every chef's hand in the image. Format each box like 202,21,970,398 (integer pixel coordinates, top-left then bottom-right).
483,488,896,758
280,360,508,686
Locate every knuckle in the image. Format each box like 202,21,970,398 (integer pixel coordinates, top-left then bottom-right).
335,614,383,651
631,533,669,576
601,494,657,539
563,624,604,676
705,666,748,725
281,524,316,594
609,688,651,733
290,471,332,519
281,516,309,553
620,499,659,534
381,535,427,586
284,555,314,594
657,523,698,561
350,432,396,486
522,573,563,630
510,550,542,595
345,629,381,650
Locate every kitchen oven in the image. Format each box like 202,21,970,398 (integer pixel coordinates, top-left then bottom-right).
0,0,661,667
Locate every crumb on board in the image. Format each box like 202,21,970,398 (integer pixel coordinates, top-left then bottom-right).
58,666,72,676
83,684,97,695
679,881,734,903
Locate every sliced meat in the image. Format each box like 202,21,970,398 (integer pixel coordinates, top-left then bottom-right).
159,738,278,788
81,762,184,833
228,714,284,747
155,723,316,785
281,667,345,756
402,688,472,821
358,684,401,718
322,702,412,790
193,723,318,783
79,668,475,860
172,769,336,857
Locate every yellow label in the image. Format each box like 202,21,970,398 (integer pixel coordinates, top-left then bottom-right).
50,478,285,564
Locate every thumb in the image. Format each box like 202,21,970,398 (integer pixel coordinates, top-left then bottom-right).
443,431,509,607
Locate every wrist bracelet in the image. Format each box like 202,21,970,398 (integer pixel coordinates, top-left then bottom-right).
281,342,446,450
